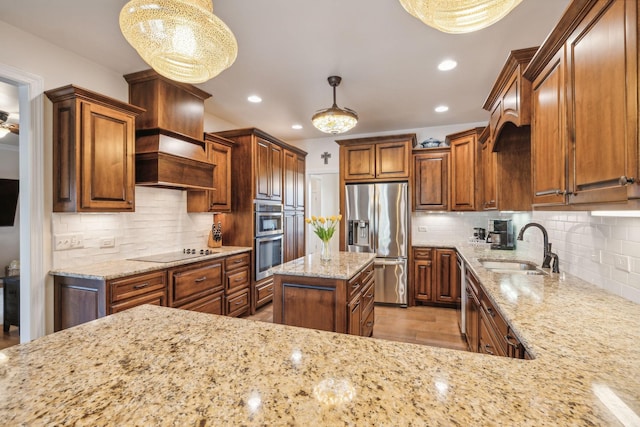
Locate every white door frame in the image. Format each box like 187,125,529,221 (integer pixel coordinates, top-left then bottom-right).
0,63,45,342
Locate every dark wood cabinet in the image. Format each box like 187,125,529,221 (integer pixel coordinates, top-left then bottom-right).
525,0,640,208
45,85,144,212
337,134,416,182
412,149,449,211
464,269,480,353
255,277,274,309
283,148,306,263
256,138,283,201
187,134,235,212
479,127,497,211
273,261,374,336
413,247,458,306
449,128,483,211
53,251,252,331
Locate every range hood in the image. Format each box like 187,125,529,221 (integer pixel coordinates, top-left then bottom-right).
124,70,214,190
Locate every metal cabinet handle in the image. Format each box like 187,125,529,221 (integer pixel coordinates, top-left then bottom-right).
127,200,133,205
619,176,636,186
235,301,244,305
535,189,566,196
133,282,149,290
366,321,373,327
234,278,244,282
504,334,519,348
194,276,207,283
486,307,495,317
484,344,494,355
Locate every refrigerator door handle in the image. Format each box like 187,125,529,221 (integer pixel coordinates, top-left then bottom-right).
374,259,406,266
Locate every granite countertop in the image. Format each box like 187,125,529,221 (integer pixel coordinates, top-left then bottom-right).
2,243,638,424
49,246,253,280
270,251,376,280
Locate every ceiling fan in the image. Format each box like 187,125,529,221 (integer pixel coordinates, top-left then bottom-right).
0,110,19,137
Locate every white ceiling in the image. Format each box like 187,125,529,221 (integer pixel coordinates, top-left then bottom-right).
0,0,570,143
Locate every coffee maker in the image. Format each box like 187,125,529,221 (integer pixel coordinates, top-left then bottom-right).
487,219,515,250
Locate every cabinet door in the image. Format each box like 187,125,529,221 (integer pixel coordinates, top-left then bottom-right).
295,212,306,259
567,0,638,203
255,138,272,200
283,211,296,263
434,249,457,304
210,141,232,211
80,101,135,211
347,295,362,336
413,151,449,211
531,48,568,206
296,155,306,210
414,259,433,302
255,277,274,309
450,133,479,211
283,149,297,209
270,143,283,201
343,144,376,181
375,140,411,179
464,285,480,353
481,141,497,210
54,276,106,331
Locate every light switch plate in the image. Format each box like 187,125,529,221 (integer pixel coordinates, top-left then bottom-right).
418,226,427,232
100,237,115,248
614,254,631,272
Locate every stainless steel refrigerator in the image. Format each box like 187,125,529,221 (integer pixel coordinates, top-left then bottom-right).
345,182,408,306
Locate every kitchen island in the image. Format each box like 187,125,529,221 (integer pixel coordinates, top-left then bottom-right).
271,251,376,336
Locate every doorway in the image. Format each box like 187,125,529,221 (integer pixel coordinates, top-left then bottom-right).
307,173,340,255
0,63,46,343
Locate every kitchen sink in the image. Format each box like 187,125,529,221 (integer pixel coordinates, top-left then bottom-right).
478,259,548,276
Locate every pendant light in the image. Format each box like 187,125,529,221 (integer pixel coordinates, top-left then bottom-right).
399,0,522,34
119,0,238,84
312,76,358,134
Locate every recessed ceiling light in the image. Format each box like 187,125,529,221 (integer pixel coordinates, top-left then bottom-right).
247,95,262,103
291,124,303,130
435,105,449,113
438,59,457,71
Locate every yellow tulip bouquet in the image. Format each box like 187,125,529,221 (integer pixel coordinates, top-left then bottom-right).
306,214,342,242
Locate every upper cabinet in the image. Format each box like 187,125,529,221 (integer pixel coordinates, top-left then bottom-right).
255,138,283,201
412,148,449,211
283,148,305,211
187,133,235,213
479,127,497,211
524,0,639,208
45,85,144,212
337,134,416,182
448,128,484,211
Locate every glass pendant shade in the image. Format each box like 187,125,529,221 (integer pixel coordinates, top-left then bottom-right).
119,0,238,84
312,76,358,134
399,0,523,34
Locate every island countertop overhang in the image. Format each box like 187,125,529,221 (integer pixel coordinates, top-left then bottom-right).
270,251,376,280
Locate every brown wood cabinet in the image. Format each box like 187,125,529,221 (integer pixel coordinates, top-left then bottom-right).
45,85,144,212
255,138,283,201
412,247,458,307
525,0,640,208
479,128,497,210
283,148,306,263
53,251,252,331
187,134,235,212
448,128,484,211
337,134,416,182
273,261,374,336
412,149,450,211
255,277,274,310
283,211,305,263
464,268,480,353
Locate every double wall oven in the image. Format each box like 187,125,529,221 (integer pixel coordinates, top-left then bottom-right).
254,201,284,281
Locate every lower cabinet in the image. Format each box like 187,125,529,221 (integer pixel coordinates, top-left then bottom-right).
53,250,252,331
273,261,374,336
413,247,459,307
465,264,525,358
255,277,274,310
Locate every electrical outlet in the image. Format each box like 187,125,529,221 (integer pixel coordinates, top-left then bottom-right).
54,233,83,251
418,226,427,232
614,254,631,272
100,237,115,248
70,233,84,248
590,250,602,263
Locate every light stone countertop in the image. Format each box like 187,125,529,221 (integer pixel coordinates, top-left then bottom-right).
1,243,638,425
48,246,253,280
270,251,376,280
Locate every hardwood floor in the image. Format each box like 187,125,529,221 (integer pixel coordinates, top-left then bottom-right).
246,303,468,352
0,326,20,350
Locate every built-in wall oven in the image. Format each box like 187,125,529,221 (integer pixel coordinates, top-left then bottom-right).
254,201,284,281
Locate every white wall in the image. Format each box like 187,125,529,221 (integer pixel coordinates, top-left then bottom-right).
0,146,20,274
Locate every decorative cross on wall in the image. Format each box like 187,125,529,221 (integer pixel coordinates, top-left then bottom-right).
321,151,331,165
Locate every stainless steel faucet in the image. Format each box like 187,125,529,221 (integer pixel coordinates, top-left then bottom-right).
516,222,560,273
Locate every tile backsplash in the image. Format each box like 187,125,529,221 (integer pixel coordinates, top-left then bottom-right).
52,187,215,269
412,211,640,304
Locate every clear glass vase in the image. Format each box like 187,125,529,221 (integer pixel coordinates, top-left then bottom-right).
320,239,331,262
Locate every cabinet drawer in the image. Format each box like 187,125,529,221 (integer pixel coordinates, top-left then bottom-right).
226,265,250,293
110,271,166,303
177,291,223,316
256,280,274,307
110,289,167,314
226,289,250,317
479,313,506,357
170,262,223,306
480,292,508,346
361,281,375,317
413,248,433,260
347,274,362,300
361,306,374,337
225,252,250,271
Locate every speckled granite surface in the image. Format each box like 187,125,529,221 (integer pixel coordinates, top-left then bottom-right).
2,244,638,425
270,252,376,280
49,246,253,280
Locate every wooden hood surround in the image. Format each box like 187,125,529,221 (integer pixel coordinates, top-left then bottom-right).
124,69,214,190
